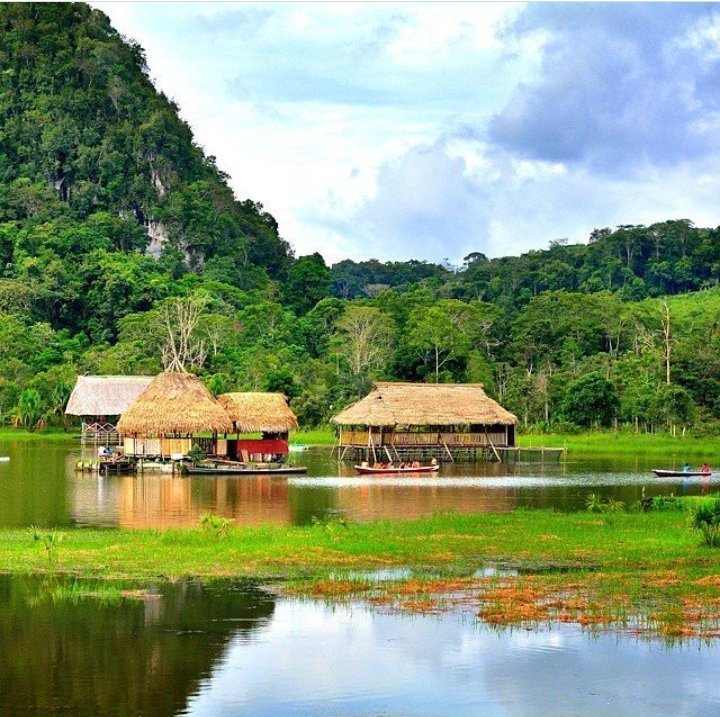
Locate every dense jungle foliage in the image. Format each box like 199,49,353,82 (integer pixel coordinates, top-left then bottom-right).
2,3,720,435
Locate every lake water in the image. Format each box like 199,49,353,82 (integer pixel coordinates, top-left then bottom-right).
1,573,718,717
2,446,719,714
0,439,717,528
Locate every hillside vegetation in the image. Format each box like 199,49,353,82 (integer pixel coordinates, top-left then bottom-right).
2,3,720,437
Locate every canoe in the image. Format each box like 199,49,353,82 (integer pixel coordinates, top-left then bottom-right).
187,465,308,475
652,469,712,477
354,465,440,475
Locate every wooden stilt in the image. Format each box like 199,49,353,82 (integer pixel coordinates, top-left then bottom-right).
440,437,454,462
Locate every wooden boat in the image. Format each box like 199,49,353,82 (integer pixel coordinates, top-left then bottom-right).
187,463,308,475
652,469,712,478
354,464,440,475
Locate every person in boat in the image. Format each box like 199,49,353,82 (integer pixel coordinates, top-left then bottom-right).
430,458,438,466
701,463,711,474
683,463,691,473
412,460,420,468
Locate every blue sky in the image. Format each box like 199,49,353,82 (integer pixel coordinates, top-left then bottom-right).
96,2,720,264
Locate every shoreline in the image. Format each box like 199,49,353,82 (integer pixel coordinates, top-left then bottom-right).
2,427,719,460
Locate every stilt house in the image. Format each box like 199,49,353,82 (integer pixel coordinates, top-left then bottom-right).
117,372,233,458
331,382,517,462
65,375,154,445
217,392,299,462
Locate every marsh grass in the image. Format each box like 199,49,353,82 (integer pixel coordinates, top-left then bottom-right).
5,504,720,637
690,497,720,547
28,526,64,564
25,577,141,607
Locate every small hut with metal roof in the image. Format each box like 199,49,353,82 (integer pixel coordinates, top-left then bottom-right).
331,382,517,463
218,392,299,462
118,372,233,459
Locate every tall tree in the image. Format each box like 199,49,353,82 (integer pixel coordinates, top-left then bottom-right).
331,306,395,379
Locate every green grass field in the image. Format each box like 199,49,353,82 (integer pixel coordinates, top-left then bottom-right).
0,507,706,579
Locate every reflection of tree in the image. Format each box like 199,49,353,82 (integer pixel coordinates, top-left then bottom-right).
0,442,70,527
0,576,275,717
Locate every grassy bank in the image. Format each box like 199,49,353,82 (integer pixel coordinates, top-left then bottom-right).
294,426,720,458
292,428,336,445
4,505,720,636
519,430,720,460
1,426,716,462
0,428,74,442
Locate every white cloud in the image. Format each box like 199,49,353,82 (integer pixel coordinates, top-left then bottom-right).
94,2,720,265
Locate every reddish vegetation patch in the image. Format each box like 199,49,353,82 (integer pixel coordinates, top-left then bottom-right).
643,571,680,588
696,575,720,586
294,570,720,639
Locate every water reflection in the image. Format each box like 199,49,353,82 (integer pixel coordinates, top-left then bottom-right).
0,440,718,529
190,603,720,717
2,574,718,717
0,574,274,717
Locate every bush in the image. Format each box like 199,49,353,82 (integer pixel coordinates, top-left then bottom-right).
187,444,206,463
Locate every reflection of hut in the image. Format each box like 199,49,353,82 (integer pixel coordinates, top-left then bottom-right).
65,375,154,445
331,382,517,463
218,393,299,462
118,372,233,459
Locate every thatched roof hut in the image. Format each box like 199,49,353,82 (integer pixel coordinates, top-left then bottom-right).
218,393,299,434
65,376,154,417
331,382,517,427
117,372,233,436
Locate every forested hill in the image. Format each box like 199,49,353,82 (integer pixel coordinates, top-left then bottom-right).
3,3,720,438
0,3,290,281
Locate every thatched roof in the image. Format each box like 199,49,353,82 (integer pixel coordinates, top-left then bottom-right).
65,376,154,416
218,392,299,433
117,372,233,436
331,382,517,427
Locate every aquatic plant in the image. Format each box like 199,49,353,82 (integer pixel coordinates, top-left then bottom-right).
28,526,64,564
310,513,350,533
603,498,625,514
198,512,233,538
585,493,604,513
585,493,625,514
691,498,720,547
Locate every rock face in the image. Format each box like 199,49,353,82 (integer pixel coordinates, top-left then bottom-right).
146,220,169,258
